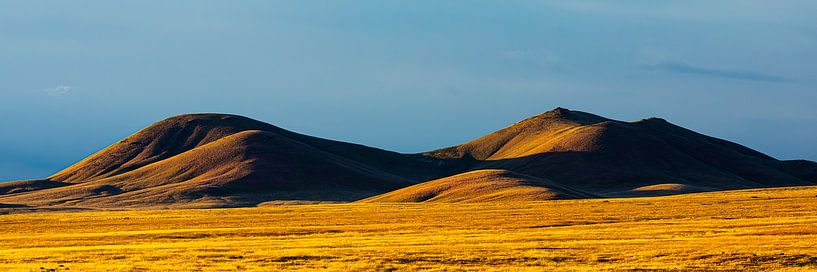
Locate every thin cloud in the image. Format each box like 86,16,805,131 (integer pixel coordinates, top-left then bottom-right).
645,61,788,82
47,85,73,96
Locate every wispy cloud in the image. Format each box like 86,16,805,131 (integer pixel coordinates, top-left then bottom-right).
47,85,73,96
644,61,788,82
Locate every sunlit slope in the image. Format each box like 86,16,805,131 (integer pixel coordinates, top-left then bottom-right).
428,108,611,160
427,108,817,195
360,169,594,202
0,130,416,208
0,114,448,208
50,114,445,184
49,114,279,183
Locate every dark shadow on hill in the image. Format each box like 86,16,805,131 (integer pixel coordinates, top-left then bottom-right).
0,180,72,195
454,151,817,197
0,203,28,208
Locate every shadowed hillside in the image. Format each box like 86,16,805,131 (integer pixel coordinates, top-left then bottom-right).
1,108,816,208
359,169,594,203
0,180,70,195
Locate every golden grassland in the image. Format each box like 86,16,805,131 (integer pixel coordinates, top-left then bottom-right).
2,186,817,271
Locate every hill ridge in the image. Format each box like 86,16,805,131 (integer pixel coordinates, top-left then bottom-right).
1,108,815,208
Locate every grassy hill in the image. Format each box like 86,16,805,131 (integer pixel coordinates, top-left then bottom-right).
426,108,817,196
360,169,594,202
0,114,447,208
1,108,815,208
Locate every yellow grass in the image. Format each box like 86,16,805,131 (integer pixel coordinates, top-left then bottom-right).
2,186,817,271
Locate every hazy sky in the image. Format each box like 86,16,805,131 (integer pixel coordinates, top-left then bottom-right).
1,1,816,181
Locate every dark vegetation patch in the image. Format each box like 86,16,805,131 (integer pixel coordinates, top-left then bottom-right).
254,255,339,263
389,256,575,266
719,253,817,267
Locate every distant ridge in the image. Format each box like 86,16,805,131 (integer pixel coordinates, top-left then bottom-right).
1,108,815,208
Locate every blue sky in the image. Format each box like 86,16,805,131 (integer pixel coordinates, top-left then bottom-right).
1,1,816,181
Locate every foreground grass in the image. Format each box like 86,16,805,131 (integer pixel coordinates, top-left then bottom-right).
1,187,817,271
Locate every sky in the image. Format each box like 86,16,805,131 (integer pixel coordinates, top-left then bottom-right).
1,1,816,181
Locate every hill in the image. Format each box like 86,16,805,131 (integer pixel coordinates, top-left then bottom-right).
49,114,447,184
0,114,447,208
360,169,594,202
1,108,816,208
425,108,817,196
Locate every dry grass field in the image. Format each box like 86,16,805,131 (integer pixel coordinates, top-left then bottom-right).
2,186,817,271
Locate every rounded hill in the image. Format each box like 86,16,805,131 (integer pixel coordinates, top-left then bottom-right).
360,169,594,203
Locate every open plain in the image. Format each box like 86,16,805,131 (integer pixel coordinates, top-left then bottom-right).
2,186,817,271
4,2,817,271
